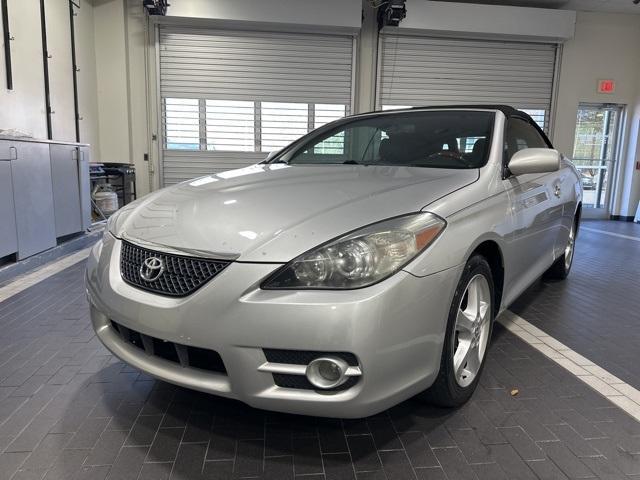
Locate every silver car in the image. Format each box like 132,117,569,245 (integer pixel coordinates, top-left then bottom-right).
86,106,582,418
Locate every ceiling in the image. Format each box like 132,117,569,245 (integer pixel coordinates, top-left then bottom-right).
436,0,640,14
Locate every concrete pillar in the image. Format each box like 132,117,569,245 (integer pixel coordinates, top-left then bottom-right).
354,0,378,114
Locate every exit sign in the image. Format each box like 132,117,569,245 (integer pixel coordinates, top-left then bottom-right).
597,79,616,94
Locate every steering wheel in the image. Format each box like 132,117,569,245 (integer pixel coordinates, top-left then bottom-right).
424,150,473,167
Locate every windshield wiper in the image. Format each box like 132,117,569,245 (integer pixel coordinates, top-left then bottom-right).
343,160,359,165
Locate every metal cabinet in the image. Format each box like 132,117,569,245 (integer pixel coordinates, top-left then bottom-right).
50,144,82,237
11,142,57,260
79,146,91,230
50,144,92,236
0,138,91,261
0,142,18,258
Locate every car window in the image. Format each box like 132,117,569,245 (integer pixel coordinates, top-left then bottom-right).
505,118,549,160
279,111,495,169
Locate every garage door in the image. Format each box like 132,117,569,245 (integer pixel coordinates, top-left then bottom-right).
378,35,558,131
159,26,355,185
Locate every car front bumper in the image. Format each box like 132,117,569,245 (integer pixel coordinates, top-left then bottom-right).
86,233,462,418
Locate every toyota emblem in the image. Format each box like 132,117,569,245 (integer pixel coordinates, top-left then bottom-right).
140,256,165,282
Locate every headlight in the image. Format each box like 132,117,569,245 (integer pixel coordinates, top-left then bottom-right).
262,212,445,289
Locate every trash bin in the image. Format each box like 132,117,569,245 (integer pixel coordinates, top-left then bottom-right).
102,164,137,208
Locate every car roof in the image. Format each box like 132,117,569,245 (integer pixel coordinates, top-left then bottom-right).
372,104,524,117
356,104,553,148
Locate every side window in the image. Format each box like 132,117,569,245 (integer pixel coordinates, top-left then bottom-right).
505,118,549,160
313,132,345,155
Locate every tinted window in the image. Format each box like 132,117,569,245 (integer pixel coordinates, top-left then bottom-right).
505,118,549,160
279,111,495,169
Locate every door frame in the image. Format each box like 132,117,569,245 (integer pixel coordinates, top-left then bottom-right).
573,103,625,220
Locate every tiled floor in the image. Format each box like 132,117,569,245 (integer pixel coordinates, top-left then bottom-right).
511,220,640,390
0,223,639,479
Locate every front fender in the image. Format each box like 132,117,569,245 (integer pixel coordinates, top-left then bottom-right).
403,191,511,279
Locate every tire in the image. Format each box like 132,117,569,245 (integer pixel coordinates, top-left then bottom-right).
422,254,495,407
545,215,578,280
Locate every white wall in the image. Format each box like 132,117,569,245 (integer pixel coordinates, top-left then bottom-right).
0,0,99,150
354,1,378,114
125,0,153,194
76,0,101,160
45,0,75,142
552,12,640,217
164,0,361,32
398,0,575,42
0,0,47,138
93,0,132,164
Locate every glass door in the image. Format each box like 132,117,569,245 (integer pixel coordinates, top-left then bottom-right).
572,104,623,218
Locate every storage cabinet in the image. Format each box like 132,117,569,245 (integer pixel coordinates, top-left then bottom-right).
0,143,18,258
79,147,91,231
11,142,57,260
51,144,83,237
0,138,91,261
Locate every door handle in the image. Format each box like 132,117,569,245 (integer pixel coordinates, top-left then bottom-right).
554,184,561,198
0,146,18,161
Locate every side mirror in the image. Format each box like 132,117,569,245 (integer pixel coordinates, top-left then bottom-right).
508,148,560,176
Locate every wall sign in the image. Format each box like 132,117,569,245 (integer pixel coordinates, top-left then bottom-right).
597,79,615,94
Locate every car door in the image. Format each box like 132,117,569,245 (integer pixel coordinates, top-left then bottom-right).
502,118,564,302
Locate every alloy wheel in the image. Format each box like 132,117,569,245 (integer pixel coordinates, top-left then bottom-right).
452,274,491,388
564,222,576,271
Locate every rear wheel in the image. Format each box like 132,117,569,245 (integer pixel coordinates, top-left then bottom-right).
545,216,578,280
423,255,494,407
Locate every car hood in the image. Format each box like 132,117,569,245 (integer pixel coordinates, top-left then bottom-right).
114,163,477,262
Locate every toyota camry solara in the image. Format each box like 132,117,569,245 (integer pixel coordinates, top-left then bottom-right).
86,105,582,418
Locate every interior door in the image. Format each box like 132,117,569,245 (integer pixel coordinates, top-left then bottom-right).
572,104,623,219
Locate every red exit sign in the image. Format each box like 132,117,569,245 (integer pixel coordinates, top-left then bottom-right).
597,79,615,94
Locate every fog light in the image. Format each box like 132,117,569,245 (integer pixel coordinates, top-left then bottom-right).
305,357,349,389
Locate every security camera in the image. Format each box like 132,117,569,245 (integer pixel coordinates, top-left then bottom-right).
378,0,407,29
143,0,168,15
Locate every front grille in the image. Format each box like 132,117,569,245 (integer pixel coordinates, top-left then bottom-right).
111,321,227,374
263,349,359,367
120,240,230,297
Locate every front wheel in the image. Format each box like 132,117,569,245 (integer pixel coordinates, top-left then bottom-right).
422,254,494,407
545,216,578,280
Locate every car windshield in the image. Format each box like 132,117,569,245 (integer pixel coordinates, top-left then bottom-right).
275,110,495,169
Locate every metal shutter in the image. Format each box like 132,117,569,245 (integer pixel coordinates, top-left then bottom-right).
159,26,354,185
378,35,557,130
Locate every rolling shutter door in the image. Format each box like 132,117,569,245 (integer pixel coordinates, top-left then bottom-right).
378,35,557,130
159,26,354,185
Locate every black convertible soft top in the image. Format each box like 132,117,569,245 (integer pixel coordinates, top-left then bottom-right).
404,104,529,119
371,104,532,120
377,104,553,148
